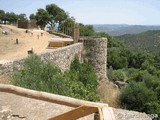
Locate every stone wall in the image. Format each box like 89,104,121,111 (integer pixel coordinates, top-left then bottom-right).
0,37,108,80
18,20,28,29
0,43,83,75
39,43,83,71
18,20,37,29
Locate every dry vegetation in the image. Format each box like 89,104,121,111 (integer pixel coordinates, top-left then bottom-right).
0,73,11,84
98,80,120,108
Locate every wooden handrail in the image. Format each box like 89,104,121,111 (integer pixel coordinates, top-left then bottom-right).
0,84,108,108
0,84,114,120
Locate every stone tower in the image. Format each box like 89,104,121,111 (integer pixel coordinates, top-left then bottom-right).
80,37,107,80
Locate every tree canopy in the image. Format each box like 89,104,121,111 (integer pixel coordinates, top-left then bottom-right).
30,4,69,30
5,12,18,24
0,10,5,22
46,4,68,29
18,13,27,20
35,8,50,30
103,33,160,116
29,13,36,20
0,9,27,24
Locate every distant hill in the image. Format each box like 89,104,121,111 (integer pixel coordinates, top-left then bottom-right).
115,30,160,54
93,24,160,36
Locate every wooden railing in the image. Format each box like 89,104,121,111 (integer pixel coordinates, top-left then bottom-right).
0,84,115,120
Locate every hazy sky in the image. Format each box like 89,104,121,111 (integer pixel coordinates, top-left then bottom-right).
0,0,160,25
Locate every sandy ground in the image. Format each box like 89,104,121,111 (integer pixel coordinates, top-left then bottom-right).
0,25,58,61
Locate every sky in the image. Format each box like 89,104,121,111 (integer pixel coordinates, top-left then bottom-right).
0,0,160,25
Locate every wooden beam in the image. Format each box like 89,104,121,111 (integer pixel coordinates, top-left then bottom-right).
48,105,98,120
98,107,104,120
0,84,108,108
102,107,116,120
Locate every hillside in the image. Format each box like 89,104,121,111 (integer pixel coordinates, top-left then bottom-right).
115,30,160,54
93,24,160,36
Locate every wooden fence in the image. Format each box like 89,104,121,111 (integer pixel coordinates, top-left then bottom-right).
0,84,116,120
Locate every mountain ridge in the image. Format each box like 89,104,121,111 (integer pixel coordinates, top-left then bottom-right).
93,24,160,36
115,30,160,54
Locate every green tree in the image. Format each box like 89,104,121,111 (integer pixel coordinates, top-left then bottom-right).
18,13,27,20
35,9,50,29
60,17,75,32
79,23,95,36
128,51,150,68
0,10,5,23
108,69,126,82
5,12,18,24
29,13,36,20
120,81,159,113
46,4,68,30
154,53,160,69
107,47,129,69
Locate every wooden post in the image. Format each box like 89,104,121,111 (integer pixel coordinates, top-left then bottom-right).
72,26,80,43
37,34,39,39
16,38,18,44
48,105,98,120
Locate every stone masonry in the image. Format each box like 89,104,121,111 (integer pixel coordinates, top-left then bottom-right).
80,37,107,79
0,43,83,75
0,38,108,80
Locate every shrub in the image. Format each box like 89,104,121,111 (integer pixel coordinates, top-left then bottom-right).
108,69,126,82
120,81,159,114
12,54,71,96
64,57,99,101
12,55,99,102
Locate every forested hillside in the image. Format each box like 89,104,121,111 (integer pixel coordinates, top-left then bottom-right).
107,34,160,119
78,24,160,117
93,24,160,36
116,30,160,54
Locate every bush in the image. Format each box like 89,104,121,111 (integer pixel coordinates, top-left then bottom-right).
64,57,99,101
12,55,99,102
107,47,128,69
12,54,71,96
120,81,159,114
108,69,126,82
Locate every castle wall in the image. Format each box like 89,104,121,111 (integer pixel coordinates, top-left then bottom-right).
0,43,83,75
18,20,28,29
18,20,37,29
0,37,107,80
